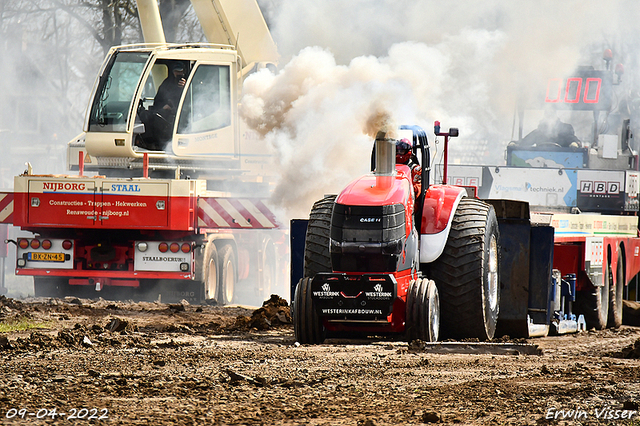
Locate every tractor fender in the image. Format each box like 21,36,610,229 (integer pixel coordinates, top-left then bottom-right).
419,185,466,263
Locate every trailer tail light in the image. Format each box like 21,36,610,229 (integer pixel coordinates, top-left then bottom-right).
181,243,191,253
16,238,74,270
137,242,148,252
170,243,180,253
159,242,169,253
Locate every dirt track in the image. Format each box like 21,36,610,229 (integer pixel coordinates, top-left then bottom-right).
1,294,640,425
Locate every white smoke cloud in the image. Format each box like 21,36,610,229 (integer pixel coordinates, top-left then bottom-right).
247,0,640,219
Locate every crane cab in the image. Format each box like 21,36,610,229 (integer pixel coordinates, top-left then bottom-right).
82,44,240,165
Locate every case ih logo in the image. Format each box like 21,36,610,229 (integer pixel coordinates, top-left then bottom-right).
43,182,87,192
359,217,381,223
580,181,620,194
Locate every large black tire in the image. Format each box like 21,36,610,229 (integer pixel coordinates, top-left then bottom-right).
575,275,609,330
406,279,440,342
202,242,219,303
608,250,624,328
218,244,236,305
293,277,325,344
430,198,500,341
303,195,337,277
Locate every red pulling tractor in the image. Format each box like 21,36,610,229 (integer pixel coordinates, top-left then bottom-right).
292,124,502,343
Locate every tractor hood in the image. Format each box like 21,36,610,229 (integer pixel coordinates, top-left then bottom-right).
336,168,412,207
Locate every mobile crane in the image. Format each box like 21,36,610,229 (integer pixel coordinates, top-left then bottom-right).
0,0,286,305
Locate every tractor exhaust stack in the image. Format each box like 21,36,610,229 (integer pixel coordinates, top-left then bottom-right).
374,131,395,188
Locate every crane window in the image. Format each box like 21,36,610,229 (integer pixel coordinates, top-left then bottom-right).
177,65,231,134
88,52,150,132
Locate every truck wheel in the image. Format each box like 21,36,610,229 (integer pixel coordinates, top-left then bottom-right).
202,243,219,303
406,279,439,342
34,277,66,298
431,198,500,341
575,279,609,330
218,244,236,305
293,277,325,344
303,195,337,277
608,250,624,328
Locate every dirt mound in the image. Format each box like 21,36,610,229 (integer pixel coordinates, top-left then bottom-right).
623,300,640,326
616,338,640,359
231,295,292,331
1,320,151,352
0,295,26,319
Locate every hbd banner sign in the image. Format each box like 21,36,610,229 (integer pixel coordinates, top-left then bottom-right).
577,170,624,212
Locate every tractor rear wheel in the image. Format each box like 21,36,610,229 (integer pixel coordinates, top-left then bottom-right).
293,277,325,344
406,278,439,342
303,195,336,277
430,198,500,341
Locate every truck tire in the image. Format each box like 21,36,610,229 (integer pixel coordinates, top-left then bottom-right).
303,195,337,277
608,250,624,328
406,278,439,342
575,279,609,330
293,277,325,344
34,277,66,298
430,198,500,341
202,243,219,303
218,244,236,305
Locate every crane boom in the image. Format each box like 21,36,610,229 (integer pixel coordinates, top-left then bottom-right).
136,0,166,44
190,0,278,70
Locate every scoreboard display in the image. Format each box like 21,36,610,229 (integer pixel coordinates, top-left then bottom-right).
544,69,612,111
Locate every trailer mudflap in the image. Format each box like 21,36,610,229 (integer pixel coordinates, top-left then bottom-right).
310,273,397,320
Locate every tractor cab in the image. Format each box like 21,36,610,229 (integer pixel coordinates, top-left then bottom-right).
83,44,239,163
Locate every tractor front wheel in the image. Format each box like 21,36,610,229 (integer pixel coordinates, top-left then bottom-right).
293,277,325,344
406,278,439,342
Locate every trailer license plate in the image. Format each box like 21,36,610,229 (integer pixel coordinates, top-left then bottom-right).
29,252,65,262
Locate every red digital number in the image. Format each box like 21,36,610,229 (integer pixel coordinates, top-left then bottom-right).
545,78,562,103
583,78,601,103
564,78,582,103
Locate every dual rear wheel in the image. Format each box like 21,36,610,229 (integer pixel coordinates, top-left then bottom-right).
202,242,236,305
